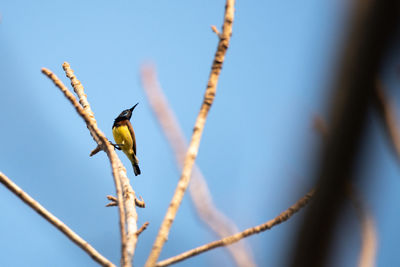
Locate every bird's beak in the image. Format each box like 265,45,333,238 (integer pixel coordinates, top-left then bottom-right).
130,103,139,112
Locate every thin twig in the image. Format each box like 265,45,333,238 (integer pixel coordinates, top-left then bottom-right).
106,202,118,207
373,80,400,163
144,1,235,266
63,62,95,121
90,145,102,157
0,172,116,267
136,222,150,237
156,190,315,267
42,65,139,267
135,196,146,208
211,25,221,37
141,65,255,267
106,195,118,207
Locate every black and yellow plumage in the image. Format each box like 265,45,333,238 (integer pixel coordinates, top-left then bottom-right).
112,103,141,176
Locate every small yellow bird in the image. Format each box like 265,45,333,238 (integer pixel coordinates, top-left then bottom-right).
112,103,141,176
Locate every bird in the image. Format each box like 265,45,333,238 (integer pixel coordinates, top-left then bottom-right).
112,103,141,176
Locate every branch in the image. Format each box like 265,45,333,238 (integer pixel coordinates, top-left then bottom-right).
0,172,116,267
289,1,400,265
106,195,118,207
141,65,255,267
42,65,139,267
358,211,377,267
373,80,400,163
314,118,378,267
347,187,377,267
144,1,235,265
156,190,315,267
136,222,150,237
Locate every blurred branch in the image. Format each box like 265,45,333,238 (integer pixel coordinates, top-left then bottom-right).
347,186,377,267
156,190,315,267
42,64,140,267
144,1,236,266
314,118,378,267
289,0,400,266
0,172,116,267
373,81,400,163
141,65,255,267
358,212,377,267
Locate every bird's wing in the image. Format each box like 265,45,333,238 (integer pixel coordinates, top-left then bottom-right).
126,121,137,155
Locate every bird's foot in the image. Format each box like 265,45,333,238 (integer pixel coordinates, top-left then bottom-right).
109,141,122,150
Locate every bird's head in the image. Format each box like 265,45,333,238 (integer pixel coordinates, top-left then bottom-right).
115,103,138,121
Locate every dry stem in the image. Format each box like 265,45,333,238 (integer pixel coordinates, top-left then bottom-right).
156,189,315,267
144,1,235,266
374,81,400,163
141,65,254,267
42,65,139,267
348,188,377,267
136,222,150,237
314,119,378,267
0,172,116,267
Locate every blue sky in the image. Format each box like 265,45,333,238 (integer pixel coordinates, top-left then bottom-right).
1,1,400,267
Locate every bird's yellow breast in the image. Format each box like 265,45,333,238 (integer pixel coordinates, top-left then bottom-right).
112,125,133,154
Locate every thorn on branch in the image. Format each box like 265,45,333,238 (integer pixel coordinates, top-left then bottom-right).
136,222,150,237
135,196,146,208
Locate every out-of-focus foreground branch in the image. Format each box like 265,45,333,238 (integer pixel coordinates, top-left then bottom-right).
42,64,140,267
373,81,400,163
348,187,377,267
289,0,399,262
144,1,235,266
156,190,315,267
313,118,378,267
0,172,116,267
141,65,255,267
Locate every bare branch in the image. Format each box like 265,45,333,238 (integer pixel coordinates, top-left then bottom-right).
135,196,146,208
106,195,118,207
211,25,221,37
0,172,116,267
106,202,118,208
63,62,95,121
136,222,150,237
289,1,400,265
156,190,315,267
144,1,235,266
347,187,377,267
314,118,378,267
373,81,400,163
90,144,102,157
42,65,139,267
107,195,118,202
141,65,255,267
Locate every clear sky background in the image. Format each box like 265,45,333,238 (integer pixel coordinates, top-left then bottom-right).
1,1,400,267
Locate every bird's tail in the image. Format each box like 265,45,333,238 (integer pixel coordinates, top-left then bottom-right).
129,154,141,176
132,163,141,176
